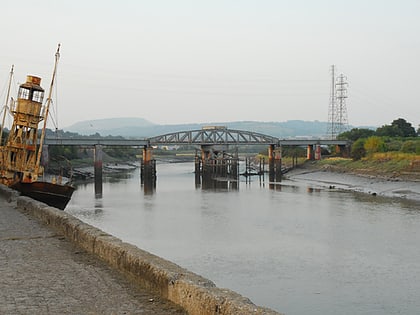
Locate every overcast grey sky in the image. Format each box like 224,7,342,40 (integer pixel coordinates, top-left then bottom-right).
1,0,419,129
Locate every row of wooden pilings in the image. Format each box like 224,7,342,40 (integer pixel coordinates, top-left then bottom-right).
194,146,239,190
192,144,285,188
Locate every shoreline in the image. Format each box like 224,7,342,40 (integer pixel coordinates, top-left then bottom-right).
285,162,420,203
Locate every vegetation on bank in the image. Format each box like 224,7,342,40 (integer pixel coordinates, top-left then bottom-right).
337,118,419,160
316,153,419,179
317,118,420,180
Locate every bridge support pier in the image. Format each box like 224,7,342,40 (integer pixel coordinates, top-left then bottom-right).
315,144,321,160
307,145,314,160
140,145,156,193
94,145,103,196
307,144,322,161
268,144,282,182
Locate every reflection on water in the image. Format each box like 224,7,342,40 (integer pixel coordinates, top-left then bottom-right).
67,163,420,315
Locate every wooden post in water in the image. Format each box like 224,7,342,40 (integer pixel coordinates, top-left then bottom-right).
268,144,275,182
194,150,202,187
194,150,202,175
94,144,103,196
274,146,282,182
293,151,298,168
231,149,239,180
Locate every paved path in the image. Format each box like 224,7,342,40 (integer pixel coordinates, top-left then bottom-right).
0,196,186,315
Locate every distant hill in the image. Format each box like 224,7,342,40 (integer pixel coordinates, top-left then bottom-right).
67,117,156,136
65,117,346,138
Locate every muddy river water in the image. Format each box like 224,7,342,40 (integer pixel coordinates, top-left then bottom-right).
66,162,420,314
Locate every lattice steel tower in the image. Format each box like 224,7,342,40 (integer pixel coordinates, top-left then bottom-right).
327,65,349,139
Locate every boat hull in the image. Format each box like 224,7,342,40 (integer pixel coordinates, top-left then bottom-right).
11,181,75,210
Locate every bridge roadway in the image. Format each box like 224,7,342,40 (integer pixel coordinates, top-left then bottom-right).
44,128,349,147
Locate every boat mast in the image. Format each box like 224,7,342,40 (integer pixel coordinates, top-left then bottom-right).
35,44,61,175
0,65,14,146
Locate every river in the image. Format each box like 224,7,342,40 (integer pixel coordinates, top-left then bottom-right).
66,162,420,315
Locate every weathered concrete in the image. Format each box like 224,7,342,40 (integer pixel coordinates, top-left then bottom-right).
8,185,282,315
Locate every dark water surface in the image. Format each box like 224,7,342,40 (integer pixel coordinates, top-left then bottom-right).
66,162,420,315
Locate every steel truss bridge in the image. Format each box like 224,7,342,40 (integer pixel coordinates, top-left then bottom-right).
149,128,278,145
44,128,349,147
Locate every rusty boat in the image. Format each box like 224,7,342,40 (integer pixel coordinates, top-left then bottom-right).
0,45,75,210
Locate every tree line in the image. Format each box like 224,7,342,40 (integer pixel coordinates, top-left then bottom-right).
337,118,419,160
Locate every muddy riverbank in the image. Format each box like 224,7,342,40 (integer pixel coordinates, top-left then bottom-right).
286,161,420,203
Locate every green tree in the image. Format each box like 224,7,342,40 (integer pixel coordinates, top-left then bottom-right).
338,128,375,141
376,118,416,137
376,124,401,137
351,138,366,160
391,118,416,137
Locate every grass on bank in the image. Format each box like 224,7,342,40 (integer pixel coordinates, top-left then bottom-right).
317,152,420,176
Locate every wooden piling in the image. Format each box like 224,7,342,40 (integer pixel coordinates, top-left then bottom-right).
274,146,282,182
268,144,275,182
94,144,103,196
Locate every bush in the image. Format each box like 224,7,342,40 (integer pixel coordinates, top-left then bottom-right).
386,139,403,152
351,138,366,160
401,140,420,154
364,136,386,155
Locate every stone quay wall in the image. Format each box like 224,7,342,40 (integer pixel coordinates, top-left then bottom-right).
1,186,282,315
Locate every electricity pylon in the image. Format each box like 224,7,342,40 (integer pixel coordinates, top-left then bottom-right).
327,65,349,139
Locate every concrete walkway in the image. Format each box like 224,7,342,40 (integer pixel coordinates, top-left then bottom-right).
0,196,186,315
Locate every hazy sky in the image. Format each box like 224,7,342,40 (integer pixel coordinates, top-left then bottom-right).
1,0,419,130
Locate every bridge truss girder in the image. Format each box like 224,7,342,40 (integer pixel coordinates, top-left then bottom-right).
149,129,278,146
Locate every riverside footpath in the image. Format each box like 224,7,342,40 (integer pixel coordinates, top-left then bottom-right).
0,190,186,314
